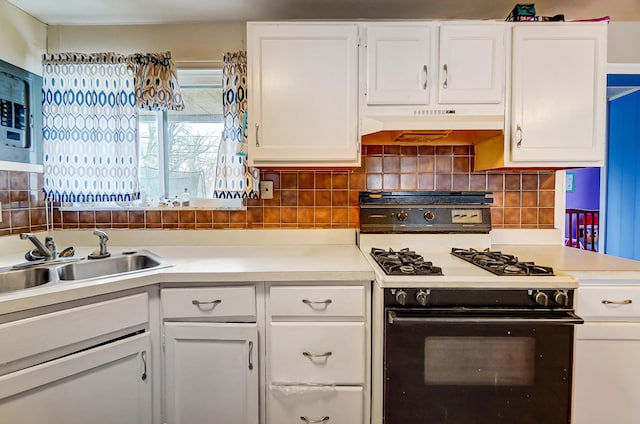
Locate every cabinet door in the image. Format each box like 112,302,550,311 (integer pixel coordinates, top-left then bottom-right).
438,24,505,104
573,323,640,424
365,25,433,105
247,23,359,166
164,322,258,424
510,23,607,164
0,333,152,424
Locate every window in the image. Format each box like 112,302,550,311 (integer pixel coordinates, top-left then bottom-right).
138,68,242,209
63,68,243,210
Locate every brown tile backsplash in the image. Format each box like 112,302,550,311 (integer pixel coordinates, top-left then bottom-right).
2,147,556,234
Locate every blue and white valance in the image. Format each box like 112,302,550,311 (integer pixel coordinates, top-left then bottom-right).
42,52,139,202
214,51,260,199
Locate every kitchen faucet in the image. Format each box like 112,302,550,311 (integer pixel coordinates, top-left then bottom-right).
19,233,57,261
89,229,111,259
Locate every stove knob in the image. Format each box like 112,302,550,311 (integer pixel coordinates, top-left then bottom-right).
416,290,430,306
395,290,408,306
554,290,570,307
424,210,435,221
397,211,409,221
533,291,549,306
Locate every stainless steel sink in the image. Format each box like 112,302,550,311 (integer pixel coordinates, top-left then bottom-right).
0,249,170,294
0,266,53,293
56,250,167,281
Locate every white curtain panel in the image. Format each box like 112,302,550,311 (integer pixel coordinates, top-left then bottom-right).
42,53,139,202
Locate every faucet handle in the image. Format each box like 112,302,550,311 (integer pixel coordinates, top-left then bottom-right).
89,229,111,259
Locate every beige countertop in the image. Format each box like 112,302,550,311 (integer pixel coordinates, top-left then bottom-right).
2,228,640,315
493,244,640,282
0,230,374,315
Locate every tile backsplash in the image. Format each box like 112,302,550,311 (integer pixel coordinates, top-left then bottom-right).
2,145,555,233
0,170,47,236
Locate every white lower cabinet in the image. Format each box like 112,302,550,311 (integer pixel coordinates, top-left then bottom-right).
163,323,259,424
161,286,259,424
270,322,365,384
573,284,640,424
0,333,152,424
269,386,364,424
267,283,370,424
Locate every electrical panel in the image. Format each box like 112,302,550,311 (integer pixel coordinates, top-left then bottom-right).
0,59,42,165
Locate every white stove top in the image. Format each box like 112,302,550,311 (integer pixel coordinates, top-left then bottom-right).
359,233,578,289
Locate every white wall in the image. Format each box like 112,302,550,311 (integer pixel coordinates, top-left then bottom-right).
608,22,640,64
0,0,47,75
47,22,245,67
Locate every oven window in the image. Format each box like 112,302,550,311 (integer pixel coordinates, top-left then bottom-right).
424,336,535,386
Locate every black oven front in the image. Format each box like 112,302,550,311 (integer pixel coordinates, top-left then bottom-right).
383,288,583,424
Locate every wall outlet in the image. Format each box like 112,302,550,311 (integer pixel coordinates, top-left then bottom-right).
260,180,274,199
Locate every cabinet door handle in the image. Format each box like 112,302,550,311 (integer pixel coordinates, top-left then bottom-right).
300,416,330,423
442,64,448,89
248,341,254,370
191,299,222,306
302,299,333,305
141,351,148,381
602,299,633,305
423,65,428,90
255,123,260,147
302,351,333,358
516,125,523,147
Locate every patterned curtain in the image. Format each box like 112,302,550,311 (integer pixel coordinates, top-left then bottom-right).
126,51,185,111
213,51,260,199
42,53,139,202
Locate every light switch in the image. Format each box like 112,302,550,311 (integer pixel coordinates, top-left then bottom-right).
260,180,274,199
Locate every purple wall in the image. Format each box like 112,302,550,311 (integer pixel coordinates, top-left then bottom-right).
565,167,600,246
566,167,600,210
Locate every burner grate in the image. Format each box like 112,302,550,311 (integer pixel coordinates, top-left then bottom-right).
451,248,554,276
371,247,443,276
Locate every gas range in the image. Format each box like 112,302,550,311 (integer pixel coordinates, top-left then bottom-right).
358,191,577,290
361,191,581,424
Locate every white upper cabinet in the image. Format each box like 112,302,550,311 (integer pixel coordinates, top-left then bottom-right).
360,22,507,133
364,25,434,105
438,24,506,104
508,22,607,165
247,22,360,167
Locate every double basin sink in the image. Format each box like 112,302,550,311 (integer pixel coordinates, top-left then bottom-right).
0,250,170,294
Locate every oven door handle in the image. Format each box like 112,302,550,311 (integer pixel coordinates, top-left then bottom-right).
387,310,584,325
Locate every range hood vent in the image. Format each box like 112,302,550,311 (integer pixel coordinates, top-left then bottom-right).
362,129,503,146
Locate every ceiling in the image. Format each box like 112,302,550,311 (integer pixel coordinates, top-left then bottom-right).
6,0,640,25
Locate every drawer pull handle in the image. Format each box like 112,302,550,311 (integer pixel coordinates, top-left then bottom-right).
300,416,330,423
302,299,332,305
602,299,633,305
192,299,222,307
302,351,333,359
248,341,254,370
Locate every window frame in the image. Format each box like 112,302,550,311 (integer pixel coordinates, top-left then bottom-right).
61,67,244,211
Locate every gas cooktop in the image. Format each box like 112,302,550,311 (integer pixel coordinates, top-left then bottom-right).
370,247,443,276
451,247,555,276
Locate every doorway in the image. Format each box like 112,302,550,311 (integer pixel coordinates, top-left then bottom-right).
564,73,640,260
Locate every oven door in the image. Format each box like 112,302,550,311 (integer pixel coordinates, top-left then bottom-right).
383,308,583,424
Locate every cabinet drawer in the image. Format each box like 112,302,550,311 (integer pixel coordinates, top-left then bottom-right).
269,386,363,424
270,322,365,384
0,293,148,367
270,286,365,319
161,286,256,320
577,286,640,319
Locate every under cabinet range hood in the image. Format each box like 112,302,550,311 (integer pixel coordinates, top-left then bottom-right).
359,104,506,146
